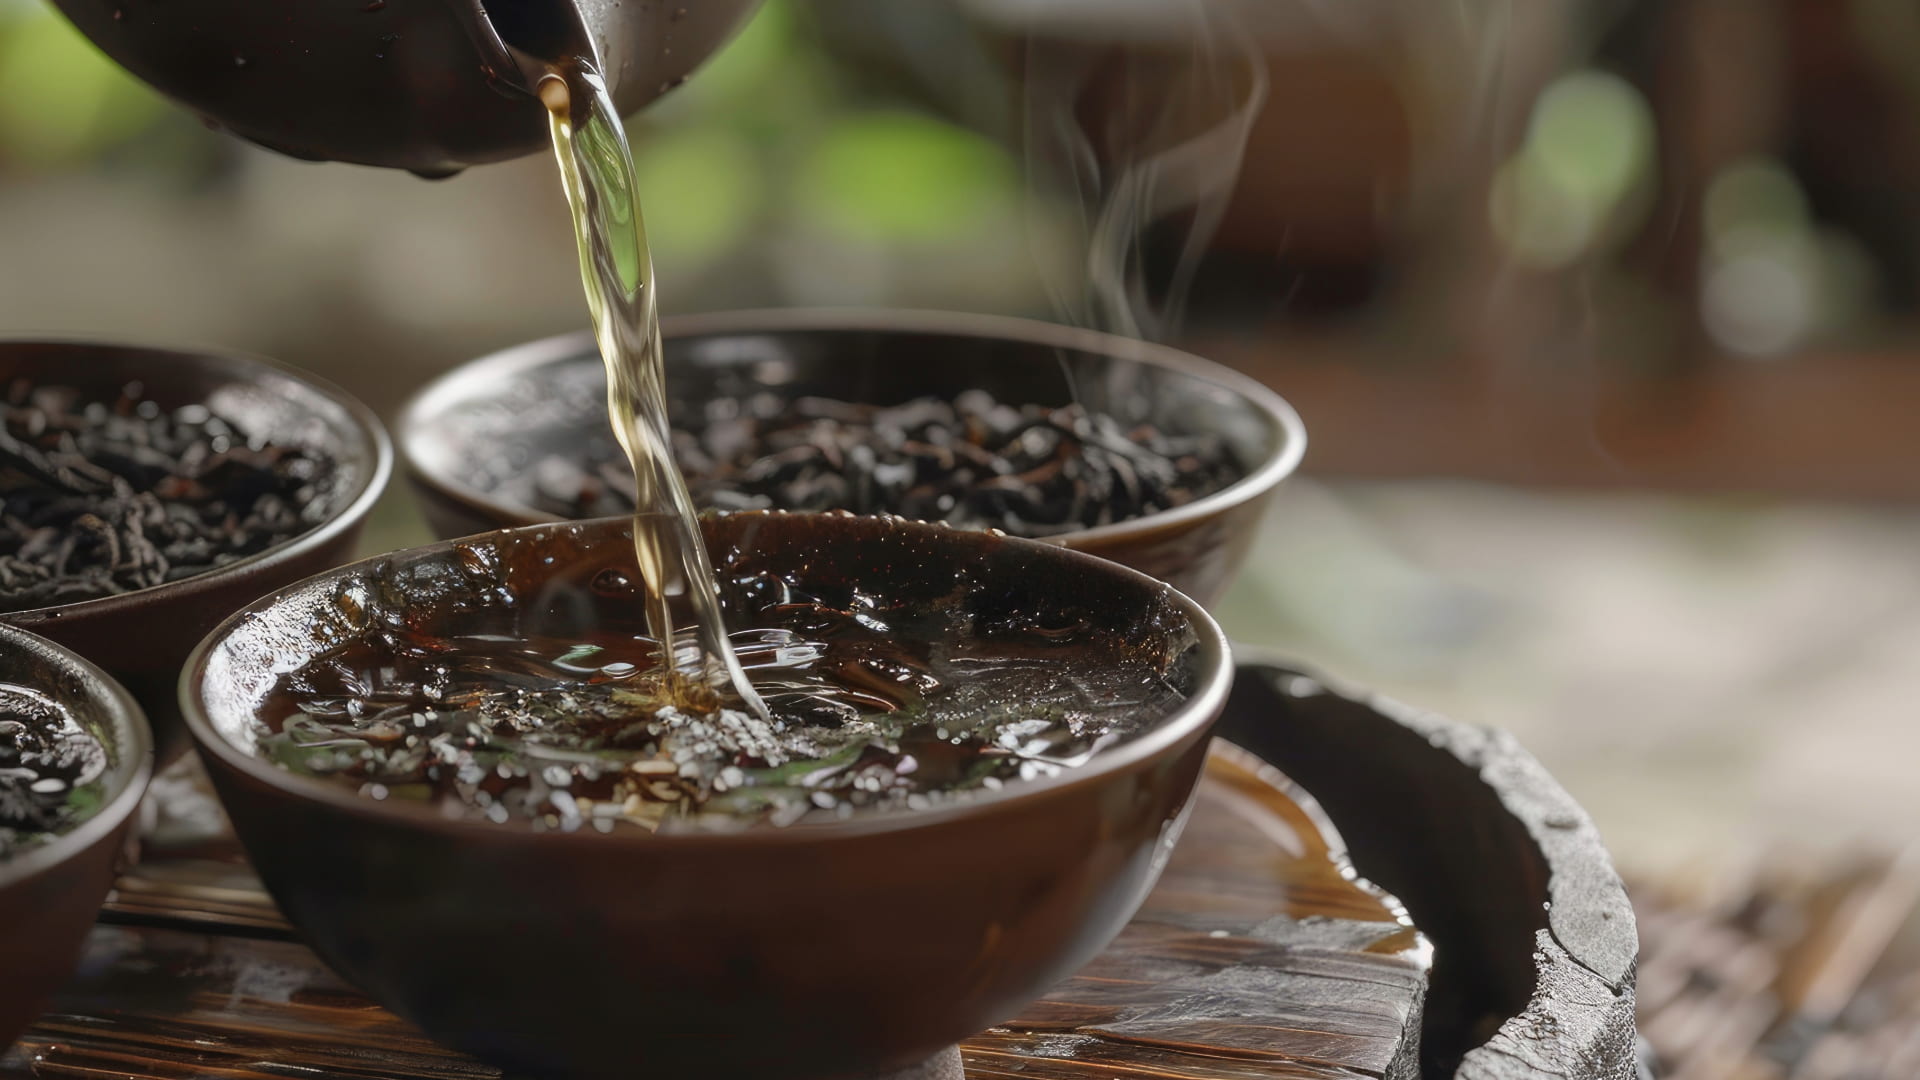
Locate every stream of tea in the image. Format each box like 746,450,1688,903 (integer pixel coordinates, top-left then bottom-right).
537,62,766,720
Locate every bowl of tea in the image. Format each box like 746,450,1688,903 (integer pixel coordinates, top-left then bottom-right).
184,510,1230,1080
401,309,1304,608
0,341,391,734
1,623,152,1049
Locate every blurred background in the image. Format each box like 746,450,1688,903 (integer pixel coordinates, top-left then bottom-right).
2,0,1917,892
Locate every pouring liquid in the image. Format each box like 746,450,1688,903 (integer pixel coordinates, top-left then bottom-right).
538,64,767,720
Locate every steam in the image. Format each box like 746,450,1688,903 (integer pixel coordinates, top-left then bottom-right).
1009,0,1269,344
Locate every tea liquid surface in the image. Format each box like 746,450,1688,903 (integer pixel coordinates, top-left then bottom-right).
0,683,107,856
255,539,1195,831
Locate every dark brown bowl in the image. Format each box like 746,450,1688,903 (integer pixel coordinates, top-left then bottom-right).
0,624,152,1049
400,309,1305,608
1,341,391,741
182,512,1232,1080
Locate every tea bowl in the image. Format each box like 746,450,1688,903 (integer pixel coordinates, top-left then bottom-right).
182,511,1231,1080
0,623,152,1049
401,309,1305,608
1,341,391,740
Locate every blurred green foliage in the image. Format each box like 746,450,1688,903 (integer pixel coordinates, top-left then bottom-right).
1489,69,1656,270
795,111,1017,245
0,0,1040,312
0,1,168,168
630,126,766,264
1698,156,1874,357
630,1,1028,282
0,0,1028,251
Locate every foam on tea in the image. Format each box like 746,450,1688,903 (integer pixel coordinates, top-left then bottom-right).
240,519,1199,832
0,683,108,857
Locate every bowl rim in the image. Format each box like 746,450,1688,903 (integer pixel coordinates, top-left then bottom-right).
400,307,1307,544
0,623,153,885
179,511,1234,847
0,338,394,626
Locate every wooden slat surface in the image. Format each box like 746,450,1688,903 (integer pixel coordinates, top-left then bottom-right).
2,744,1429,1080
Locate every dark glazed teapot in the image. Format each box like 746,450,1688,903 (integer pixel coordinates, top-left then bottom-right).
44,0,763,175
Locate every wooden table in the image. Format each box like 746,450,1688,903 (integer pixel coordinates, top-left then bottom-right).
3,745,1430,1080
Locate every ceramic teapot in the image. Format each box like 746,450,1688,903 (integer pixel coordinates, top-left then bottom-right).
45,0,763,175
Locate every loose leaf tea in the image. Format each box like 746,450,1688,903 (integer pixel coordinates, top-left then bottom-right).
519,390,1241,538
0,683,107,857
0,380,336,612
248,524,1197,832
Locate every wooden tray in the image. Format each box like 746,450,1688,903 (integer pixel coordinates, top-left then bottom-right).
1,661,1643,1080
1216,661,1645,1080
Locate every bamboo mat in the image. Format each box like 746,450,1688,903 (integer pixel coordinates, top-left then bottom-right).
1629,847,1920,1080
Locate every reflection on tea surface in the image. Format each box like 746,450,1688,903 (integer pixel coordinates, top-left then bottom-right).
253,525,1197,831
0,683,107,857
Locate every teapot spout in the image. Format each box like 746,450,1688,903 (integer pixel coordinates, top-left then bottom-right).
443,0,533,101
453,0,602,95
